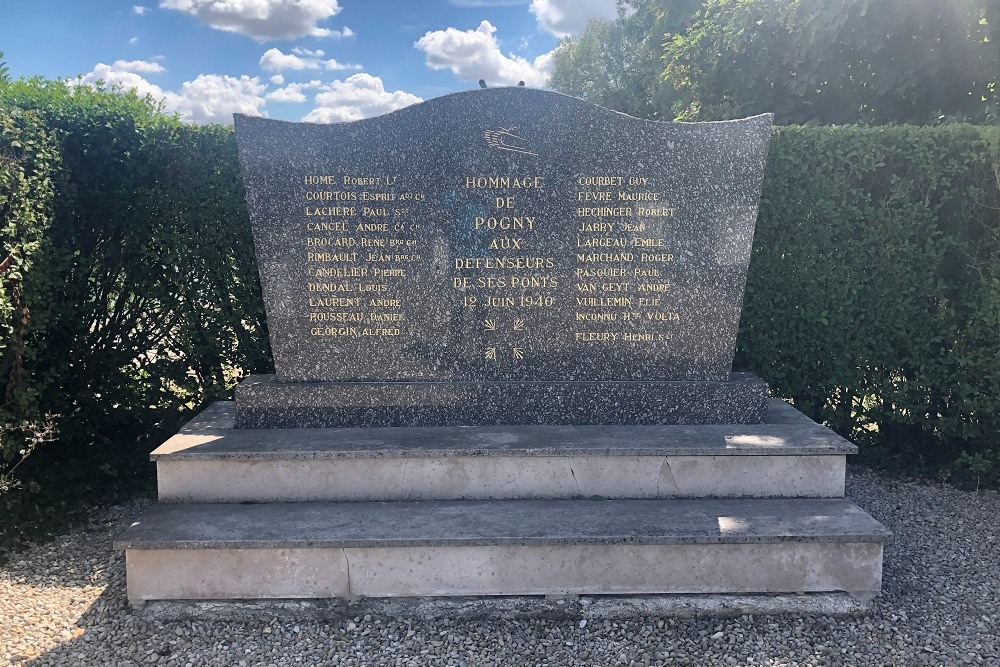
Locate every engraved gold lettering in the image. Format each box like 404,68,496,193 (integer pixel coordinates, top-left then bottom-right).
577,176,624,186
576,207,632,217
362,328,401,336
489,237,522,250
305,191,357,201
577,191,612,201
306,252,358,262
577,222,615,232
306,206,356,216
639,253,674,262
454,257,554,270
473,216,535,231
310,326,358,336
464,176,544,189
617,191,660,201
574,332,620,341
637,207,676,217
343,176,381,185
576,297,632,307
576,253,634,263
576,268,628,278
305,308,364,320
576,237,629,248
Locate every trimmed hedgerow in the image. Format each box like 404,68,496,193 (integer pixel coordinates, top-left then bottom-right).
739,124,1000,483
0,80,270,549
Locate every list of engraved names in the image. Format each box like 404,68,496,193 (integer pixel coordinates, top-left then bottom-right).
299,171,682,347
574,175,678,344
303,174,421,338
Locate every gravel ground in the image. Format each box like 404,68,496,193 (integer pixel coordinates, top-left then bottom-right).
2,468,999,667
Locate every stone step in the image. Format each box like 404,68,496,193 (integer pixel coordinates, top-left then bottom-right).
116,497,889,603
153,399,855,502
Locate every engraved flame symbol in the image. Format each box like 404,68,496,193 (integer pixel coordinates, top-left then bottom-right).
484,319,497,331
512,347,525,360
483,126,538,157
485,347,497,361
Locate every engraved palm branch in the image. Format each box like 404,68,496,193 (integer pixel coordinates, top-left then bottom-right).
484,126,538,156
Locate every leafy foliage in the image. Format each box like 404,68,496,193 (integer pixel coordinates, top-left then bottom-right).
738,125,1000,479
549,0,701,120
665,0,999,124
0,105,61,490
0,79,270,551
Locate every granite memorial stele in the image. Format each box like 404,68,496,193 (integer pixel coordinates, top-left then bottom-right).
232,88,773,428
116,88,889,610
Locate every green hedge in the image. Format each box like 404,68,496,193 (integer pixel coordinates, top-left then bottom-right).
739,125,1000,482
1,82,999,548
0,80,270,547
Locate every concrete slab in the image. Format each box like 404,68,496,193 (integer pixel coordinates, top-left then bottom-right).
155,399,856,460
155,454,846,502
124,541,884,602
116,498,889,549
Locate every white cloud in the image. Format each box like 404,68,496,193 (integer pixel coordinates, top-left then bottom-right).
293,47,325,57
415,20,550,87
266,80,323,103
530,0,617,37
159,0,344,40
128,37,140,45
259,47,361,72
163,74,267,123
303,73,422,123
270,74,285,84
75,62,266,124
113,59,166,74
75,63,166,100
133,5,150,15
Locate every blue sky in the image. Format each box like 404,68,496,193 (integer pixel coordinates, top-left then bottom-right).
1,0,618,123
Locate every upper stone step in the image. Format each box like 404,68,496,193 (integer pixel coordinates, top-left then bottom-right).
152,399,855,502
116,497,889,602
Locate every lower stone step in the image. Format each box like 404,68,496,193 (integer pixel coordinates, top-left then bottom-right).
116,498,889,603
153,399,854,502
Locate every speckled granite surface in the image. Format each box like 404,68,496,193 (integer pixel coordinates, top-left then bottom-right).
234,89,773,427
233,373,769,428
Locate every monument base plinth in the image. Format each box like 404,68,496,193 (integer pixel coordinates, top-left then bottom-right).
233,372,769,429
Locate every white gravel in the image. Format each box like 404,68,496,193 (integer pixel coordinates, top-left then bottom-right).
2,468,999,666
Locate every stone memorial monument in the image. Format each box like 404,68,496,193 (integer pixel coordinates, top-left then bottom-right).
117,88,888,611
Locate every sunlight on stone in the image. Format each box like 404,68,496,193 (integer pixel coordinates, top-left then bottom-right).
725,435,787,448
153,434,223,455
717,516,752,534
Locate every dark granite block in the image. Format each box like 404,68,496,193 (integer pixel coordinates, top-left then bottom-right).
234,90,773,385
233,373,769,428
